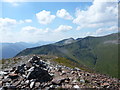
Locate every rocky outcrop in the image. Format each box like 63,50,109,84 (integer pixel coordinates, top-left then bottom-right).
0,56,119,89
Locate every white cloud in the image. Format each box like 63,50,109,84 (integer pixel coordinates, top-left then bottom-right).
54,25,72,32
0,18,17,27
21,26,49,34
76,23,107,30
18,26,50,42
19,20,24,24
18,25,73,42
0,18,34,42
95,26,118,35
85,26,118,36
56,9,73,20
73,0,118,30
0,18,73,42
0,18,18,42
36,10,56,25
24,19,32,23
0,18,18,34
19,19,32,24
0,18,32,28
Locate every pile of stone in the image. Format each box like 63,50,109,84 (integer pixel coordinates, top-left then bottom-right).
0,56,119,89
0,56,53,89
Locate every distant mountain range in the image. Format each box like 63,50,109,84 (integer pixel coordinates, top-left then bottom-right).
16,33,119,78
0,41,53,59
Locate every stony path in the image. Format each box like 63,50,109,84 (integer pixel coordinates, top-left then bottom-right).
0,56,119,89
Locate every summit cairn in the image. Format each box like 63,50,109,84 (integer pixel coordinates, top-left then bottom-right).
0,56,53,89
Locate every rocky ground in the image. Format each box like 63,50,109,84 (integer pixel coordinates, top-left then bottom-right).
0,55,119,89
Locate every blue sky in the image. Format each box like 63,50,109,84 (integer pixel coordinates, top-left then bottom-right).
2,2,91,29
0,0,118,43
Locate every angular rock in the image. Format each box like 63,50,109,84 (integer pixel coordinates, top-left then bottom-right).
72,79,78,83
74,67,81,71
64,80,69,83
2,78,11,83
20,81,25,86
5,82,10,87
85,73,90,76
15,65,25,75
0,76,3,80
35,82,40,87
30,80,35,88
52,79,61,85
26,62,32,68
0,81,3,87
32,56,40,61
8,85,16,89
65,84,72,88
102,82,110,88
73,85,80,88
49,85,57,88
8,73,19,79
10,67,16,72
26,67,52,82
27,67,34,72
80,78,85,83
0,71,8,76
25,80,30,84
71,71,75,74
26,72,32,80
60,71,66,76
12,80,21,86
52,78,67,85
57,67,62,72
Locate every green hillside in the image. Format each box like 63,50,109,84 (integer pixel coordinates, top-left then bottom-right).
16,33,119,78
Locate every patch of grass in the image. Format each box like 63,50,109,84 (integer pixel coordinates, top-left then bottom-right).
52,57,78,68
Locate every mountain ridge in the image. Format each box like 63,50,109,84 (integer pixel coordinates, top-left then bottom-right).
16,33,119,78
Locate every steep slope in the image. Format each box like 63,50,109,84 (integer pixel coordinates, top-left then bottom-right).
61,34,118,77
16,33,119,78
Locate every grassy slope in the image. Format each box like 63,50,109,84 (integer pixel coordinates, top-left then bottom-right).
61,34,118,78
94,43,118,78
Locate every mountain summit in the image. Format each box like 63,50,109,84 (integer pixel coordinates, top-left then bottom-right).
53,38,75,46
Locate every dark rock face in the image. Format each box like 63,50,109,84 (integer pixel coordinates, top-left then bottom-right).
0,55,119,89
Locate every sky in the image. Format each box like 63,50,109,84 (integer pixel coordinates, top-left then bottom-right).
0,0,118,43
